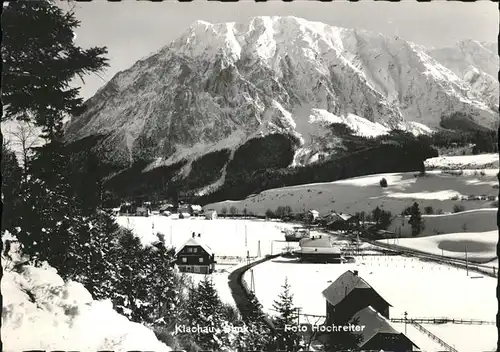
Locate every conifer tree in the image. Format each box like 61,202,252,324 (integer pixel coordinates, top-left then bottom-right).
272,278,301,352
408,202,423,236
182,276,229,351
238,291,273,352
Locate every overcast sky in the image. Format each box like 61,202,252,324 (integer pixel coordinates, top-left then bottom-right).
65,1,498,100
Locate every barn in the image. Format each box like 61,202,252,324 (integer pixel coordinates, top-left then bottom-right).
322,270,391,325
294,235,342,263
174,233,216,274
349,306,419,352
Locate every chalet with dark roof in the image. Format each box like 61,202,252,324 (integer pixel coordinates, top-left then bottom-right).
322,270,391,325
321,212,358,231
174,233,216,274
350,306,418,352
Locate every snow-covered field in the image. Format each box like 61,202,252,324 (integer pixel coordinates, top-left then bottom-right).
242,255,497,352
424,153,499,170
388,208,498,237
424,324,497,352
1,260,172,352
387,230,497,263
205,169,498,217
116,216,304,307
116,216,298,258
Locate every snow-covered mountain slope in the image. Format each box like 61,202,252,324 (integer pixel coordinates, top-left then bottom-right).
65,16,498,168
428,40,499,110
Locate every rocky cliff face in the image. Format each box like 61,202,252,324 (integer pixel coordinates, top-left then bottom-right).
65,16,498,169
427,40,498,111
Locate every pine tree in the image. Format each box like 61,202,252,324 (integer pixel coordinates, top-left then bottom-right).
182,276,229,351
239,291,272,352
272,278,301,352
2,0,109,282
2,1,108,132
408,202,423,236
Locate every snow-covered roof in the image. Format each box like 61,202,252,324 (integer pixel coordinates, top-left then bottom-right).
295,247,340,255
324,212,353,222
299,235,333,248
175,236,213,256
191,205,202,211
350,306,417,348
322,270,391,308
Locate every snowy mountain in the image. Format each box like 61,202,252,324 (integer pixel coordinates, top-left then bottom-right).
65,16,498,170
427,40,498,110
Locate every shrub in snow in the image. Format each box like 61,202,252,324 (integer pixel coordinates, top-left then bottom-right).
453,204,466,213
1,263,172,352
423,206,434,215
379,177,388,187
265,209,275,219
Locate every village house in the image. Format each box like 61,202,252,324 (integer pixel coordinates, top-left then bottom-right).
321,212,358,232
294,234,342,263
320,270,418,351
159,203,174,215
349,306,419,352
174,233,216,274
322,270,391,325
190,204,203,216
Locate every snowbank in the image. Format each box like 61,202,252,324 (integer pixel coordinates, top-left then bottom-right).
1,263,172,352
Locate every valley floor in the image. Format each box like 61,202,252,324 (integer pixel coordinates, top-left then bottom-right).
121,215,497,352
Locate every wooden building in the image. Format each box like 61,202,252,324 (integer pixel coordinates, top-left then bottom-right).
174,233,216,274
294,235,342,263
322,270,391,325
349,306,418,352
321,212,357,231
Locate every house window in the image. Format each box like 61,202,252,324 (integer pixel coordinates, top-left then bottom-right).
193,248,198,253
182,257,187,263
199,258,204,263
186,248,192,253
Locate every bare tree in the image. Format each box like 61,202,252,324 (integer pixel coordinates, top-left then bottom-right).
10,121,41,176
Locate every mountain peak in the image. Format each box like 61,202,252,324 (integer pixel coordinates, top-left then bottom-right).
66,17,498,170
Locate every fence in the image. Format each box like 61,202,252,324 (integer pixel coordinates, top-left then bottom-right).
411,321,459,352
391,317,495,325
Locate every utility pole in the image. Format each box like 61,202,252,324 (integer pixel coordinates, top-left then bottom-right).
404,311,408,335
257,240,261,257
465,246,469,276
245,222,247,248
